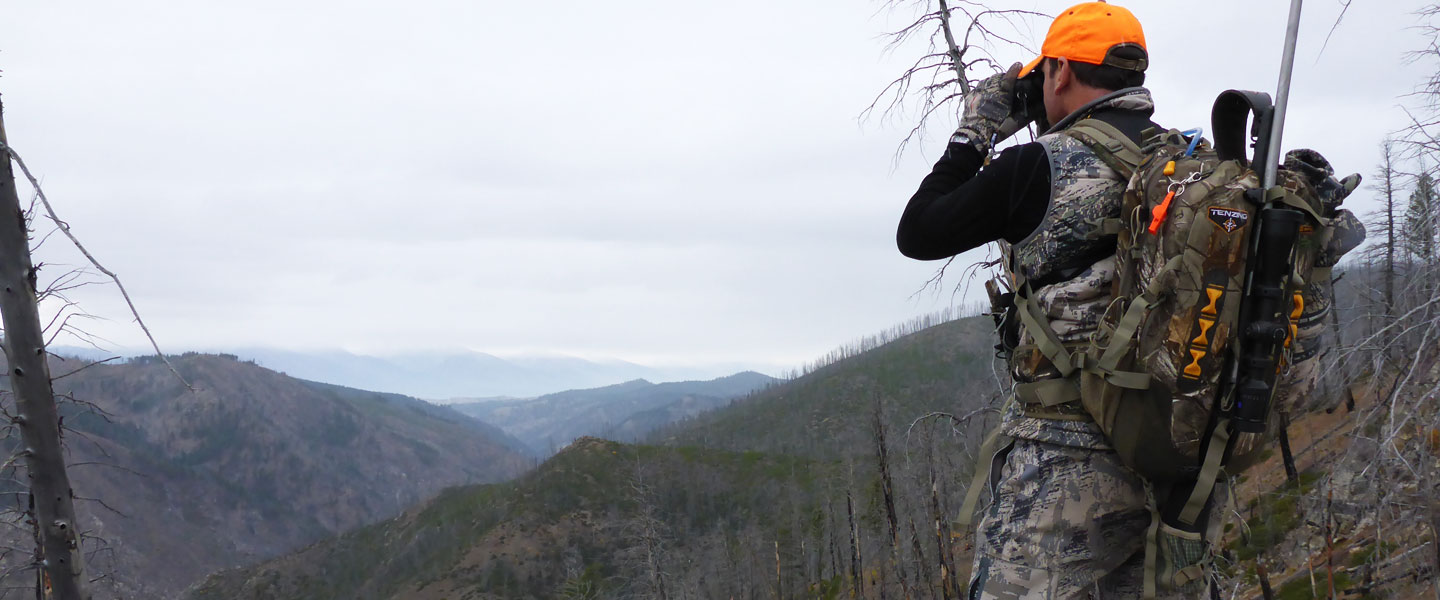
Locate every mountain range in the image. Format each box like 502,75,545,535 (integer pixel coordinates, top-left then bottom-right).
52,346,774,401
452,372,779,455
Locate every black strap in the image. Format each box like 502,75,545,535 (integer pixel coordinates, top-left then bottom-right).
1210,90,1274,173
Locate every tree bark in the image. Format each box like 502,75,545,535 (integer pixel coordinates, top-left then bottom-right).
936,0,970,95
0,99,89,600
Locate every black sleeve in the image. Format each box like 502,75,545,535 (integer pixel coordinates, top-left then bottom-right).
896,141,1051,261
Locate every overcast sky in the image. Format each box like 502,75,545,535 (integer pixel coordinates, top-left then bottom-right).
0,0,1426,373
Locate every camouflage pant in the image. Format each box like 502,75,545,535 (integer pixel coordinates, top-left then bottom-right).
967,439,1219,599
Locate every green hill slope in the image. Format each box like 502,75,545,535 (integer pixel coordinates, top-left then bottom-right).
653,315,1000,459
183,438,831,600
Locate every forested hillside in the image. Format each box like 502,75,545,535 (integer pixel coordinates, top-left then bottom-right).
184,437,834,600
185,313,1005,599
651,315,997,460
0,354,532,599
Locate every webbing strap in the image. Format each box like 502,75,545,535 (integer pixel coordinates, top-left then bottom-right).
1095,292,1157,374
1014,290,1078,378
1179,419,1232,526
1174,565,1206,587
1096,251,1188,376
957,397,1016,528
1067,119,1144,179
1266,186,1326,223
1021,407,1092,421
1015,378,1082,407
1103,369,1152,390
1143,503,1161,600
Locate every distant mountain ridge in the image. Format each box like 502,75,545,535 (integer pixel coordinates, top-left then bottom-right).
3,353,532,599
50,345,775,400
453,371,779,455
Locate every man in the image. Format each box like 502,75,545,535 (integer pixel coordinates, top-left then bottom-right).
898,3,1363,598
898,4,1192,598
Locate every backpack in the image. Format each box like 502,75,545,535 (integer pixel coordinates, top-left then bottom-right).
964,90,1343,597
1048,90,1332,521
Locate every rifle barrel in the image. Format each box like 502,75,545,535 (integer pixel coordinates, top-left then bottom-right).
1263,0,1305,188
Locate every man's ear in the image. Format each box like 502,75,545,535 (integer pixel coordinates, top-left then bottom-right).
1052,56,1073,96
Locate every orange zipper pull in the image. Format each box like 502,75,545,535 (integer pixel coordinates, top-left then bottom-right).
1148,190,1175,234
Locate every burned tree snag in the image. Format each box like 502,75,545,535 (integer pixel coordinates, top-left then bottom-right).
1278,411,1299,484
0,97,89,600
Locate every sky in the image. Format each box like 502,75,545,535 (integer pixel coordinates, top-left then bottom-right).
0,0,1428,374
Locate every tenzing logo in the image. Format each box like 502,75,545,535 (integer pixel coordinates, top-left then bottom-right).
1208,207,1250,234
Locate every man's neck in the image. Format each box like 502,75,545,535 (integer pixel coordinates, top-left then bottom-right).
1061,88,1111,121
1046,88,1148,134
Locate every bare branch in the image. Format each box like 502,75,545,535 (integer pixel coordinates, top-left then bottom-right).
0,140,192,392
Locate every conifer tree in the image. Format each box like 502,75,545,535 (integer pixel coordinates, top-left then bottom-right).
1405,171,1438,261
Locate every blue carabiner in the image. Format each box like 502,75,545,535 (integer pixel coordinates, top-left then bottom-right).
1181,128,1204,157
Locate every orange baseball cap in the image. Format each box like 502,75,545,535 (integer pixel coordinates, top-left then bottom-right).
1017,2,1147,78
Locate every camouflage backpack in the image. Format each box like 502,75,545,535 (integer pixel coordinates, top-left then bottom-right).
960,90,1362,597
1002,91,1345,596
1037,91,1337,516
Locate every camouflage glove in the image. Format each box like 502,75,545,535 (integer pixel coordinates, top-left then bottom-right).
952,62,1027,155
1317,209,1366,268
1284,149,1361,216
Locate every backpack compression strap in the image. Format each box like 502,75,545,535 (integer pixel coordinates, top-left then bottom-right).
1065,119,1144,179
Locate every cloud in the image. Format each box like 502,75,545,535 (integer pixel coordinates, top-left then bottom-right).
1,0,1426,376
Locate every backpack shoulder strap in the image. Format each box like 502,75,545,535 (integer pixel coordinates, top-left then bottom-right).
1065,118,1145,179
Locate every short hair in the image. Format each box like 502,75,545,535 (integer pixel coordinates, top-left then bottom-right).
1045,44,1147,91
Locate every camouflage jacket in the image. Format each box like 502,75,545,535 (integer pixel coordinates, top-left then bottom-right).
1003,88,1158,449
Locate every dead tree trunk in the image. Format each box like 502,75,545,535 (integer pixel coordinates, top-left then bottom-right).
872,401,913,599
1257,561,1276,600
935,0,970,95
0,99,89,600
928,442,956,599
1382,140,1397,321
1278,412,1299,484
847,491,862,597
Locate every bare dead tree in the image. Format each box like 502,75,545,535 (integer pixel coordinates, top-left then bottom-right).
622,462,671,600
0,96,90,600
870,396,915,599
0,82,191,599
846,488,862,598
1370,138,1401,323
864,1,1045,159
